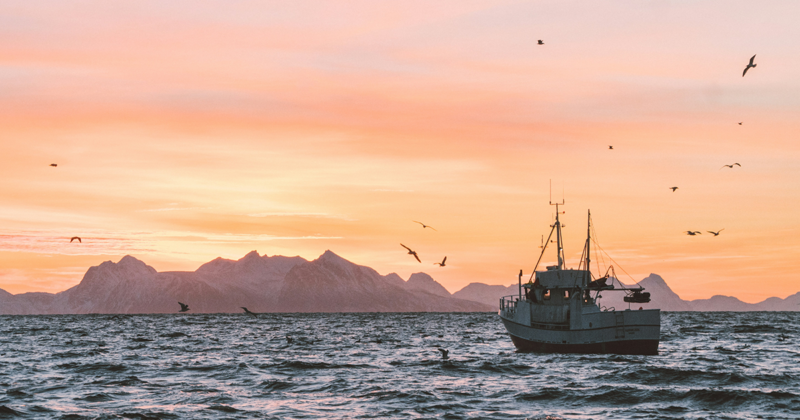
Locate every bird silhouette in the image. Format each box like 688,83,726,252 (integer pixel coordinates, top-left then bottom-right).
537,40,544,45
437,347,449,360
670,187,679,192
434,256,447,267
685,231,702,236
69,237,81,243
178,302,190,312
413,221,437,231
49,163,57,167
720,163,741,169
708,229,725,236
742,54,757,77
241,307,257,318
608,145,613,149
400,244,421,263
738,122,743,125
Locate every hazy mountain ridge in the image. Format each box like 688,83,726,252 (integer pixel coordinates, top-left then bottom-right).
456,273,800,311
0,250,491,314
1,254,797,314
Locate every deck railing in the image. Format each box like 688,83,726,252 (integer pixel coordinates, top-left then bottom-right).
499,295,519,317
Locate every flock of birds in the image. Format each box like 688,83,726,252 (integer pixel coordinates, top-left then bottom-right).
686,229,724,236
399,221,446,266
605,54,758,238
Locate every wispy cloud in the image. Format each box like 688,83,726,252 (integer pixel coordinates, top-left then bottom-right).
0,230,157,256
247,212,356,221
137,207,212,212
182,233,344,242
0,229,342,257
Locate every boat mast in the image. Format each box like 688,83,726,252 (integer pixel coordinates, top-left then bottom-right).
585,210,591,284
549,180,566,269
550,202,565,269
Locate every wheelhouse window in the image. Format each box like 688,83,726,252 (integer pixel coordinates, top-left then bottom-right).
562,290,570,299
543,289,551,300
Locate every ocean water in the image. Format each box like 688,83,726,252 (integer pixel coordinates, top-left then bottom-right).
0,312,797,419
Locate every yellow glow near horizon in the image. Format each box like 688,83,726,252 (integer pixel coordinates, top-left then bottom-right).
2,1,800,304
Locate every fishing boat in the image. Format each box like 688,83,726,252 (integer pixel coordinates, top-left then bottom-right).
498,202,660,355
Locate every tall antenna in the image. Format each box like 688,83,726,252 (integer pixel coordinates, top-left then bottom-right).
549,179,564,206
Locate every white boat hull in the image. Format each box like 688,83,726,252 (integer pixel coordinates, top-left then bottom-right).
499,303,661,355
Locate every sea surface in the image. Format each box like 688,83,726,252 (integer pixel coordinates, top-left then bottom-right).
0,312,798,419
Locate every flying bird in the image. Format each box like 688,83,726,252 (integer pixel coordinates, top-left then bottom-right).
742,54,757,77
241,307,257,318
400,244,421,263
608,145,613,150
437,347,449,360
738,122,743,125
537,40,544,45
720,163,741,169
413,221,437,231
178,302,190,312
49,163,57,167
670,187,679,192
685,231,702,236
69,236,81,243
708,229,725,236
434,256,447,267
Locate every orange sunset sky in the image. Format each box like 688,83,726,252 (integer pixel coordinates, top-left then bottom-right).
2,1,800,303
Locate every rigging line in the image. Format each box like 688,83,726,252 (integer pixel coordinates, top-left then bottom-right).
590,224,607,275
592,240,640,286
590,224,610,277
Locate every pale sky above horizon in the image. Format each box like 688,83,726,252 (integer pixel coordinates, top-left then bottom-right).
2,1,800,303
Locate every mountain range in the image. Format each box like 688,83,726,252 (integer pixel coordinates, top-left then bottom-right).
0,251,797,314
0,250,490,314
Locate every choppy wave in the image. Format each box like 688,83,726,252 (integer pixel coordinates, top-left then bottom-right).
0,312,798,419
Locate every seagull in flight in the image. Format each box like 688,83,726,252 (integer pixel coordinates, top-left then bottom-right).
742,54,757,77
241,307,258,318
437,347,449,360
178,302,190,312
69,236,81,243
413,221,437,231
537,40,544,45
608,145,613,150
738,122,743,125
708,229,725,236
721,163,741,169
670,187,679,192
685,231,702,236
50,163,58,167
434,256,447,267
400,244,421,263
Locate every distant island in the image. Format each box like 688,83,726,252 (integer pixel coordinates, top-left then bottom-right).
0,250,798,314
